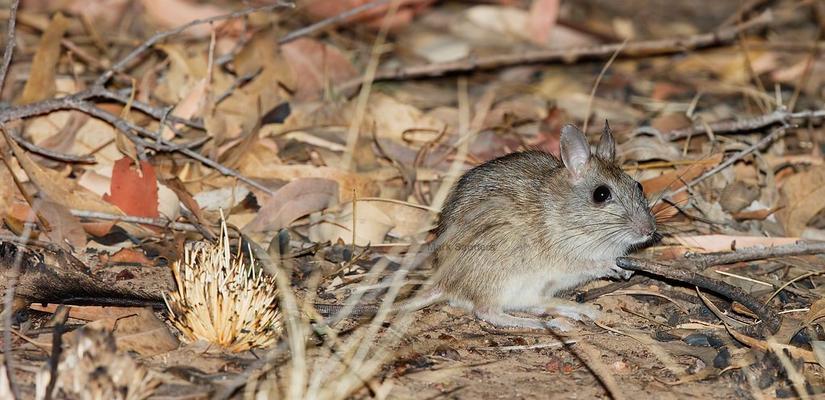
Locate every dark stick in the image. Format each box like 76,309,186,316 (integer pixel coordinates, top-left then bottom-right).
0,0,18,97
1,1,22,398
687,241,825,270
664,108,825,141
576,276,649,303
616,257,781,334
11,131,95,164
338,10,773,91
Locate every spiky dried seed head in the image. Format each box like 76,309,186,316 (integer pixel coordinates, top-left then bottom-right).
164,212,283,352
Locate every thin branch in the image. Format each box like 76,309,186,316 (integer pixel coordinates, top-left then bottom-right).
94,2,295,88
0,1,22,397
665,126,786,198
686,241,825,270
70,209,201,233
10,131,95,164
278,0,396,44
94,87,205,130
664,107,825,141
0,0,18,98
338,10,773,91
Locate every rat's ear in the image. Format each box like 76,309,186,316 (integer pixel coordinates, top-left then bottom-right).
597,120,615,162
560,124,590,179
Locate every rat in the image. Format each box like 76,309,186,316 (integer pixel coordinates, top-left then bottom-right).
394,122,658,330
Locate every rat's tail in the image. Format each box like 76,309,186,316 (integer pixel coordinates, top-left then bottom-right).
315,288,445,326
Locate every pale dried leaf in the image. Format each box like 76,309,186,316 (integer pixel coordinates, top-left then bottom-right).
244,178,339,233
778,166,825,236
17,13,70,104
675,235,800,252
309,201,394,246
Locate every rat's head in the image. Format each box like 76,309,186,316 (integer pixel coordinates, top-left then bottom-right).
554,123,656,258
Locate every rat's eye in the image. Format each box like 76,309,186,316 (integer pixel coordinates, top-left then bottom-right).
592,185,611,204
635,181,644,194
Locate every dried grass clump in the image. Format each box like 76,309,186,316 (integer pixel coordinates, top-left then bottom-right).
36,328,160,400
164,216,282,352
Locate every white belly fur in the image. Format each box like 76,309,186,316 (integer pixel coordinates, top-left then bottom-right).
498,270,589,311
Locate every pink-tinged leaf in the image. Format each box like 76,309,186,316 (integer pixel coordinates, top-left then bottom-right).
303,0,434,31
103,158,159,218
140,0,237,38
244,178,340,233
675,235,800,253
527,0,559,45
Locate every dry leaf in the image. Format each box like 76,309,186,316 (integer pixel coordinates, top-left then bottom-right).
6,128,123,215
17,12,70,104
641,154,723,221
282,38,357,100
141,0,234,38
309,201,394,246
366,200,436,237
161,78,208,140
81,308,180,356
244,178,339,233
243,164,379,201
302,0,433,31
527,0,559,45
777,166,825,236
103,158,160,218
360,93,446,142
193,186,250,211
804,298,825,326
34,198,87,249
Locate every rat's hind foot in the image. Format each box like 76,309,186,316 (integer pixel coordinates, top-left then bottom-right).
474,310,573,331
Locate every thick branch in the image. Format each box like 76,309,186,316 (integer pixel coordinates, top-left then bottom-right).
616,257,781,335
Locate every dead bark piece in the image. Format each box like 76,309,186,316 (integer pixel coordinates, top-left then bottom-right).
0,242,171,307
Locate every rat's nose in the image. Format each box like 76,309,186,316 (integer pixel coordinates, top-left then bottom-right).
634,217,656,238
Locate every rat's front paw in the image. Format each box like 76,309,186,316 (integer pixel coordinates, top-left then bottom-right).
606,264,633,280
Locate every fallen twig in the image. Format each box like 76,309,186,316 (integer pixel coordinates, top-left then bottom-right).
1,1,23,397
279,0,397,44
10,130,95,164
663,107,825,141
70,209,200,233
686,241,825,270
0,0,18,96
616,256,781,335
338,10,773,91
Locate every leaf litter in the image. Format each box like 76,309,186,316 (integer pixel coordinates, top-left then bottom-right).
1,0,825,399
